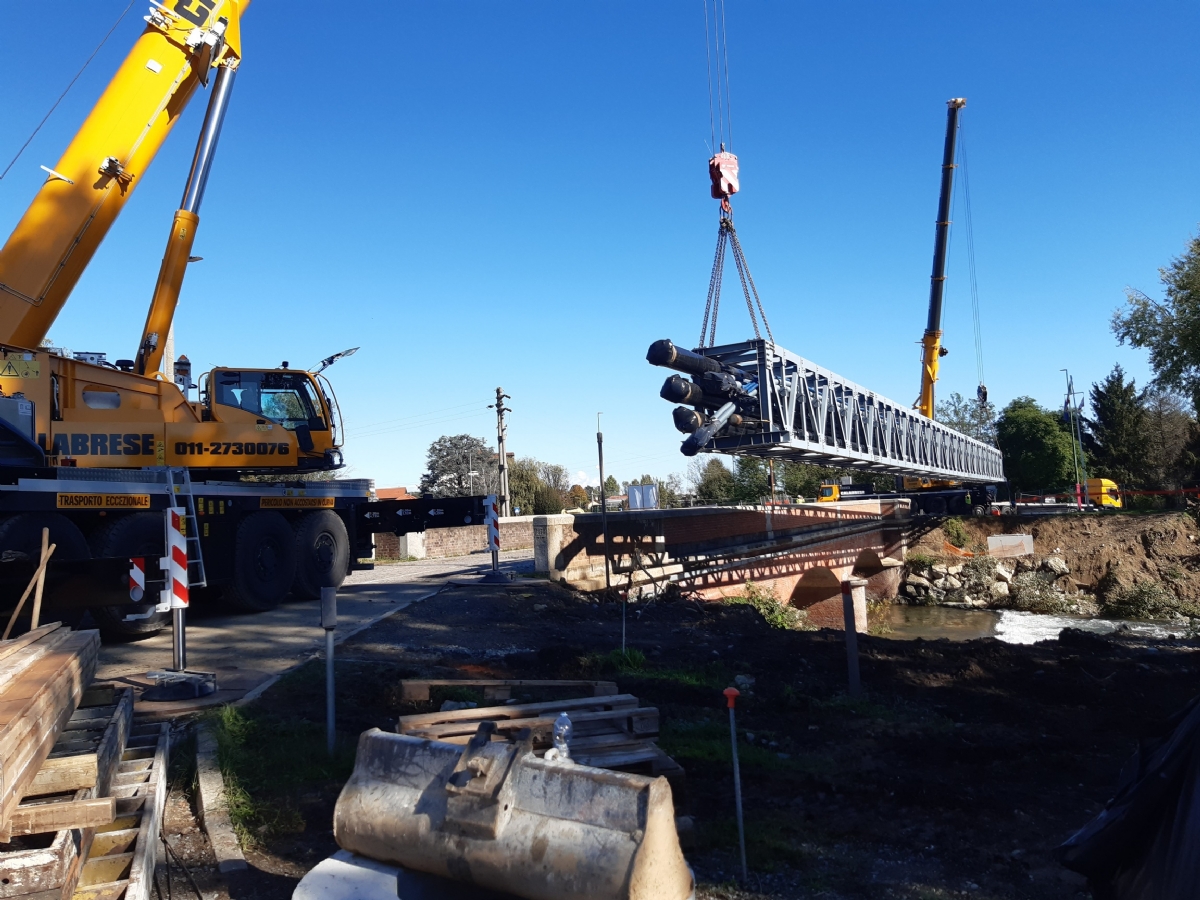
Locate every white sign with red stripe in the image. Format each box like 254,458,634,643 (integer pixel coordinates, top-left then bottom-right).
484,494,500,552
129,557,145,602
160,507,189,610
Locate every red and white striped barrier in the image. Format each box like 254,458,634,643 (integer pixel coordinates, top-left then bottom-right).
485,493,500,552
160,507,189,610
129,557,145,602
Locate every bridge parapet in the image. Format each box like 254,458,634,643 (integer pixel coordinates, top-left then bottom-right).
535,503,909,630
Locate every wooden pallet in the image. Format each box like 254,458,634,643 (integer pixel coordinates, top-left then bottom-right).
0,627,100,842
70,722,168,900
0,687,133,899
397,691,683,784
398,679,618,702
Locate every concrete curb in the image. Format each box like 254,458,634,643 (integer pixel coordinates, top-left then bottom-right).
196,724,249,875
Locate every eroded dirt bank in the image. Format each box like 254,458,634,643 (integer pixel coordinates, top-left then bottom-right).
224,578,1200,899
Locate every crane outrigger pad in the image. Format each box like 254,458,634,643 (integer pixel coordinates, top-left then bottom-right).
648,337,1005,483
333,727,694,900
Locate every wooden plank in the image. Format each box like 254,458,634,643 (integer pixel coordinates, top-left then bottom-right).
78,853,132,888
71,882,129,900
30,689,133,797
399,679,618,702
0,629,73,695
0,630,100,839
8,797,115,835
117,724,166,900
77,687,116,709
0,624,61,664
403,706,659,741
397,693,640,730
0,687,131,898
24,755,97,796
89,828,138,858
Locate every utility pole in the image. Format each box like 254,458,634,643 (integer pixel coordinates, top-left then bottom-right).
1061,369,1084,510
490,388,512,516
596,414,612,593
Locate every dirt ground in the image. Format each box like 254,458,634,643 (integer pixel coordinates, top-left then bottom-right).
909,511,1200,602
172,574,1200,900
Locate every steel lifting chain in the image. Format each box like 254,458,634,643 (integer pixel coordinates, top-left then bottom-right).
698,211,774,348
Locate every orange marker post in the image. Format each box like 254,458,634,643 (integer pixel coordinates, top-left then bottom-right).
723,687,748,881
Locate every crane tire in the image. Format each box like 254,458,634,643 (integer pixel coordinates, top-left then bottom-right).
89,513,170,640
225,512,298,612
971,504,988,517
0,513,91,626
291,511,349,602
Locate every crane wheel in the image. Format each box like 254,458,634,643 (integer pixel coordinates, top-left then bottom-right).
225,512,298,612
89,513,170,641
0,513,90,618
292,511,349,602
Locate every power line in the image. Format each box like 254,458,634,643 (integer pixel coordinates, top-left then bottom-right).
0,1,137,181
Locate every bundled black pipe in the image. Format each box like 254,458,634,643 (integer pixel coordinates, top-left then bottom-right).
646,339,724,376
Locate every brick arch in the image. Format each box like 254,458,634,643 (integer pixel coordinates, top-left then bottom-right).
789,566,841,610
852,549,886,577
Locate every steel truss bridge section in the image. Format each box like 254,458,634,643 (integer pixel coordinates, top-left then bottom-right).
700,339,1005,484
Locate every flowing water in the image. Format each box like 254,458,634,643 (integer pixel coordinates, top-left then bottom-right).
883,604,1192,644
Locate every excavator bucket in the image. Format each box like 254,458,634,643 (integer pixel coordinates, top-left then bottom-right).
333,725,695,900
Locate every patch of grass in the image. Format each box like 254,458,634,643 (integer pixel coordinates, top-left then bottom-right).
1005,571,1073,614
628,662,732,691
577,647,647,676
866,598,892,635
726,582,812,630
206,703,356,847
943,517,970,549
658,719,829,778
693,813,824,872
1102,580,1200,620
906,551,938,570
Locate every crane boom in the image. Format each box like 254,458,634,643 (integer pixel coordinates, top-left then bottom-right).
0,0,246,351
917,97,965,420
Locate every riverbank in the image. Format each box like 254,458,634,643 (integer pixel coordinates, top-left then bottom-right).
207,577,1200,899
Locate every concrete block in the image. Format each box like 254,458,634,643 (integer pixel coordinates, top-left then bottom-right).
533,514,575,576
398,531,425,560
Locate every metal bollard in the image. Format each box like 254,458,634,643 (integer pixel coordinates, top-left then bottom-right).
723,687,748,881
321,586,337,755
841,579,863,695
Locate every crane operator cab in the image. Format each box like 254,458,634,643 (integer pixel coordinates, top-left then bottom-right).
200,367,344,471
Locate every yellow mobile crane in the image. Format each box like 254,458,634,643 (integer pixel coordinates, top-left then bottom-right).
0,0,345,475
0,4,485,638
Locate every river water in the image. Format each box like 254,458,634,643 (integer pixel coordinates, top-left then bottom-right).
883,605,1191,644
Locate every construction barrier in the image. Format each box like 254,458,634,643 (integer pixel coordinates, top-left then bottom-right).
159,507,188,611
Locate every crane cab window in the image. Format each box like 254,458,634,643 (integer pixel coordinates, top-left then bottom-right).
214,371,327,431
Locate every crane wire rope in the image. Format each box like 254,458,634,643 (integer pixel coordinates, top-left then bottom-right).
957,125,987,396
697,1,772,348
0,0,138,181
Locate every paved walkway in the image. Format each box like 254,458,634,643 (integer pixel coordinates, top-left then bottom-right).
95,550,535,714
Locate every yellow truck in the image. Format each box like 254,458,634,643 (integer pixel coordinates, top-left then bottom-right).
1086,478,1122,509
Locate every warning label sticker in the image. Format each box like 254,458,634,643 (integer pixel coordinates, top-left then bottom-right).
57,493,151,509
0,353,39,379
260,497,336,509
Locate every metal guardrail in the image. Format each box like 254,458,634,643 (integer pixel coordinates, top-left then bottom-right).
688,339,1006,484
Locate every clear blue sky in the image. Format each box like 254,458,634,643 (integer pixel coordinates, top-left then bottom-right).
2,2,1197,490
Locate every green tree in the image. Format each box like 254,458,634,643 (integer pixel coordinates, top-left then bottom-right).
996,398,1075,493
1147,388,1195,490
935,391,998,444
731,458,769,503
532,482,564,515
656,473,683,508
1113,231,1200,405
418,434,498,497
603,475,620,497
567,484,589,508
507,456,540,514
1082,365,1149,486
694,458,734,501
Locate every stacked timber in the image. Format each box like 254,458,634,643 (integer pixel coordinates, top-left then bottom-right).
396,686,683,784
0,625,100,842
